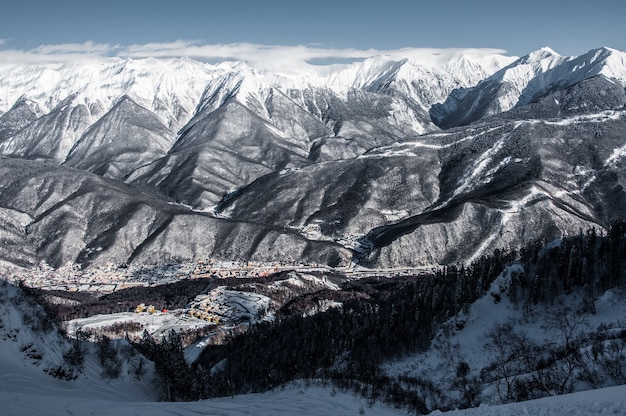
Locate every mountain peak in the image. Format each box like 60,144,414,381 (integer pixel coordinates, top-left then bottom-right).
594,46,618,54
573,46,626,86
539,46,559,55
523,46,561,63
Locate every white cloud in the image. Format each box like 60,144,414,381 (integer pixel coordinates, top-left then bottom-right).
118,41,510,67
0,39,511,67
123,40,200,55
0,41,118,65
33,41,117,55
119,40,381,63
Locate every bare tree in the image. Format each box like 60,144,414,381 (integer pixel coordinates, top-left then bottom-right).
538,306,589,395
482,322,536,402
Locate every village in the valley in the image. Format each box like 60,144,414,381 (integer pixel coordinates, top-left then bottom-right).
1,258,435,351
2,258,434,295
2,259,322,294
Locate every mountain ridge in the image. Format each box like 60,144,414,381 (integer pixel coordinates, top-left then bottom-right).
0,46,625,269
431,46,626,128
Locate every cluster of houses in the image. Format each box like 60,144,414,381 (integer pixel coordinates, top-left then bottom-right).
188,308,221,323
134,303,168,314
133,302,221,324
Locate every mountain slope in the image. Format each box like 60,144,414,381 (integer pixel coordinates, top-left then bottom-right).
0,279,157,402
220,108,626,266
0,94,93,161
64,96,176,180
493,75,626,121
431,47,626,128
0,58,216,131
128,98,313,209
0,97,42,139
0,157,350,268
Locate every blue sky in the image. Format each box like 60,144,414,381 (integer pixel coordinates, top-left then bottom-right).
0,0,624,63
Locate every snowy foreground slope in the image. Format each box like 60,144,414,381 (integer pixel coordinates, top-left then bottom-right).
436,384,626,416
0,280,158,406
0,274,404,416
1,381,625,416
1,384,398,416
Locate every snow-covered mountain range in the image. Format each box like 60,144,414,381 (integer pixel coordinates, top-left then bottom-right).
431,47,626,128
0,46,625,269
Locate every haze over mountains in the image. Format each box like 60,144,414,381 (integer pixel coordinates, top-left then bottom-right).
0,46,625,269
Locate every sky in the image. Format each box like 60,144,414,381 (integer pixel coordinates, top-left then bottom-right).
0,0,624,64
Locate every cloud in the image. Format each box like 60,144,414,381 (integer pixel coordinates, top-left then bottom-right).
0,39,511,67
153,44,379,66
119,40,382,63
33,41,117,55
119,41,509,67
0,41,118,65
123,40,200,55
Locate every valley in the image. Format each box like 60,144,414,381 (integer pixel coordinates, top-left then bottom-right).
4,257,436,355
2,260,434,294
